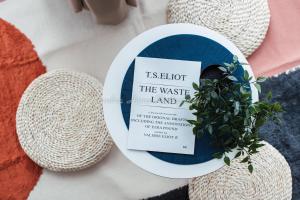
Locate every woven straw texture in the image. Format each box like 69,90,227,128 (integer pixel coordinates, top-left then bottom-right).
167,0,270,57
188,142,292,200
16,69,113,172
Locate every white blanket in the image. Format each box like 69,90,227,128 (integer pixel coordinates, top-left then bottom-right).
0,0,188,199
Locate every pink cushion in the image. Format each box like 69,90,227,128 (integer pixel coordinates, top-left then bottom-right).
249,0,300,77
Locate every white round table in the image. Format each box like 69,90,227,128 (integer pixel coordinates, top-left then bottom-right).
103,24,258,178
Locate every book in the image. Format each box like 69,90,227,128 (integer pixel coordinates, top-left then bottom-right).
127,57,201,155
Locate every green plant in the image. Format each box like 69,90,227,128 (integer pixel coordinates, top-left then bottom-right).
181,56,283,173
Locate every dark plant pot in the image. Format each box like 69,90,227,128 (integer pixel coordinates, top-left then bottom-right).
198,64,232,148
200,65,224,79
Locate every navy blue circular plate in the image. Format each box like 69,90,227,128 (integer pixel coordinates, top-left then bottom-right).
121,34,244,165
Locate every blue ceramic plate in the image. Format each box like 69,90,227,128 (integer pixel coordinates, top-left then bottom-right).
121,34,245,165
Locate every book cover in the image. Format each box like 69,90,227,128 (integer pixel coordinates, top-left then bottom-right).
127,57,201,155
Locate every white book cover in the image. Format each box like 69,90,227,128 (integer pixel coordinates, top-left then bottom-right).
127,57,201,155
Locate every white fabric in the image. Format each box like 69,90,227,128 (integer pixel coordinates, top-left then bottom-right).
0,0,188,199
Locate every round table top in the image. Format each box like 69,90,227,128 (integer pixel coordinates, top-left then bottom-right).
103,23,258,178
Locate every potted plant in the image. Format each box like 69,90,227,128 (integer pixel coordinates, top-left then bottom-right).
181,56,283,173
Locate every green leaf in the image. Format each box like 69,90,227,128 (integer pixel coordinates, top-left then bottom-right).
233,55,238,62
234,152,242,158
192,82,199,90
179,101,185,107
248,164,254,173
185,94,191,100
232,129,240,138
192,127,198,135
240,86,248,94
241,156,249,163
244,70,249,80
255,118,266,128
266,91,272,100
211,91,218,99
196,130,205,138
254,83,261,93
218,124,230,132
224,138,233,145
213,152,223,159
218,66,227,72
224,156,230,166
257,77,267,82
187,120,197,125
234,101,240,115
192,112,198,116
224,63,232,68
189,105,195,110
223,114,229,122
227,76,238,82
252,143,265,148
207,124,213,134
249,105,256,113
273,102,283,112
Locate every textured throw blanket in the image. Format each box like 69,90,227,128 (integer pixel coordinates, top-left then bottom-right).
149,69,300,200
0,19,46,200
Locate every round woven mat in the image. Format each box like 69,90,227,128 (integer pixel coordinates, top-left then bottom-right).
167,0,270,57
188,142,292,200
16,69,113,172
